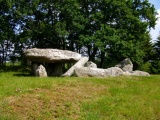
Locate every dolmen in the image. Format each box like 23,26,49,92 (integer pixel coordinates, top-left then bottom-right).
24,48,82,77
24,48,150,77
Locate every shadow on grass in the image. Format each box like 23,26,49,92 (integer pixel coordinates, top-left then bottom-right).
1,66,23,72
0,65,33,77
13,73,33,77
1,65,31,71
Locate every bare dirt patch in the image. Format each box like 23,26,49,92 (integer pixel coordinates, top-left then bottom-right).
1,81,108,120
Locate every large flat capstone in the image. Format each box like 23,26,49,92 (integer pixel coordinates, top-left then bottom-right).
24,48,82,63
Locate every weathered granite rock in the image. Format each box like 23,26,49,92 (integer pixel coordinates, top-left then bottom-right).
123,70,150,76
122,71,133,76
62,57,89,77
85,61,97,68
115,58,133,72
35,65,47,77
74,67,123,77
132,70,150,76
24,48,82,63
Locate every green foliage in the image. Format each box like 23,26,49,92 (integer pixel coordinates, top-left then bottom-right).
0,0,157,69
139,62,152,73
149,32,160,74
150,60,160,74
155,33,160,59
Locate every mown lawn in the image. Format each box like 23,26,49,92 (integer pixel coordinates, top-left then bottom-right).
0,71,160,120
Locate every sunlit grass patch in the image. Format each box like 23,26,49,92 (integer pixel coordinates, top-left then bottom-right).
0,72,160,119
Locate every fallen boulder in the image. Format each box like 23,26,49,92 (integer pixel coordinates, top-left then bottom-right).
123,70,150,76
74,67,123,77
85,61,97,68
62,57,89,77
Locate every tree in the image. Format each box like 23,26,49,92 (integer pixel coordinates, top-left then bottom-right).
0,0,157,69
155,33,160,59
0,1,16,66
150,33,160,73
78,0,157,68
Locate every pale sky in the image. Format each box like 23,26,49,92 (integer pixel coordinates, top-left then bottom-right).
149,0,160,42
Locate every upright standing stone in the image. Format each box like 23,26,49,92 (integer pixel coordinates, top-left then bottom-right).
115,58,133,72
35,65,47,77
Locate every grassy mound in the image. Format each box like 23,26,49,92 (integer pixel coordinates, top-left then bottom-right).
0,71,160,120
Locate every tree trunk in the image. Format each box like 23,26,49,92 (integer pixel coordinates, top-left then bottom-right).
100,51,105,68
89,47,98,62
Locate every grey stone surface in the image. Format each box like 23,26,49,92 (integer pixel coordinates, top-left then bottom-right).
35,65,47,77
85,61,97,68
115,58,133,72
123,70,150,76
24,48,82,63
74,67,123,77
25,49,150,77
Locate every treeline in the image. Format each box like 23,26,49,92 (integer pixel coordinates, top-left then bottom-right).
0,0,160,73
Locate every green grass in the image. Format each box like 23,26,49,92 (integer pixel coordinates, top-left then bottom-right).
0,70,160,120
